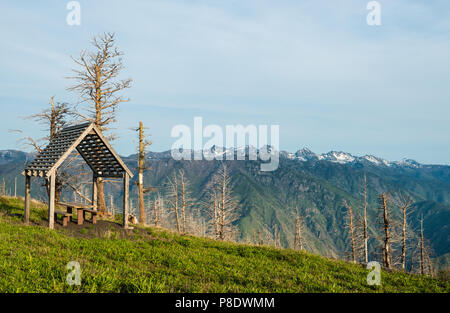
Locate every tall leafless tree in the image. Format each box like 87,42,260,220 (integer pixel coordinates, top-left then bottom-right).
343,200,357,264
135,121,151,225
420,214,425,275
179,170,191,234
153,194,169,228
294,208,304,251
207,164,239,241
362,174,369,264
166,170,191,234
167,173,181,233
379,193,392,269
397,195,412,271
409,225,434,276
67,32,132,215
14,97,73,202
272,224,281,248
208,189,220,239
152,195,160,227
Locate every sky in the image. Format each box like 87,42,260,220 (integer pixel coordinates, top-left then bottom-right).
0,0,449,165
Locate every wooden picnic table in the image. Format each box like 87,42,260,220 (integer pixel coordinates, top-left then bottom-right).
57,202,97,226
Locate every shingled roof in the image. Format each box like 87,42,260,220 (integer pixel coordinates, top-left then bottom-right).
24,122,133,178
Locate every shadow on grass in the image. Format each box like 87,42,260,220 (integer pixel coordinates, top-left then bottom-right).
0,197,48,225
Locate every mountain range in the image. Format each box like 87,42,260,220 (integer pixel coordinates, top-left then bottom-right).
0,148,449,271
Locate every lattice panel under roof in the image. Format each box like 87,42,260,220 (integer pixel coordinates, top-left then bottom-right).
25,123,90,176
76,133,124,177
24,122,132,178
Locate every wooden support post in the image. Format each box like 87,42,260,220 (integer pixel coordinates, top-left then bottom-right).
92,174,98,211
67,206,73,223
123,173,129,229
24,175,31,223
62,215,69,227
48,173,56,229
77,208,84,225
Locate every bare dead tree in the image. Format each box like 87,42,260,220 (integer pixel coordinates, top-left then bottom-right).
201,217,206,237
379,193,392,269
185,206,206,237
165,170,191,234
272,224,282,248
249,223,273,247
218,164,239,241
67,32,132,215
410,220,434,276
26,96,72,145
252,229,263,246
207,189,220,239
64,179,92,203
179,170,191,234
424,243,435,276
343,200,357,264
362,174,369,264
13,97,73,202
420,214,425,275
153,194,169,228
137,121,146,224
294,208,304,251
153,195,160,227
143,196,151,226
134,121,152,225
167,173,181,233
206,164,239,241
396,194,412,271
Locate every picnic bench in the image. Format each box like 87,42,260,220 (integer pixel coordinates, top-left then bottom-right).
79,208,98,225
57,202,98,226
54,210,72,227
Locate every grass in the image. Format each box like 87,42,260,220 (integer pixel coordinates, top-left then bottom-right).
0,196,448,293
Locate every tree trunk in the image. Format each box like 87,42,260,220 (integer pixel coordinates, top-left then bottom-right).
381,194,391,269
153,198,159,226
96,179,107,215
138,122,145,225
174,194,180,233
173,175,180,233
420,215,425,275
363,174,368,264
180,172,187,234
294,213,303,251
213,193,219,239
220,169,226,240
348,204,356,264
401,205,407,271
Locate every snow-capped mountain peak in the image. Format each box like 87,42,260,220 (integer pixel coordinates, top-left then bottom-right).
393,158,420,168
291,147,421,168
145,146,422,169
321,151,355,164
295,147,319,161
361,155,391,167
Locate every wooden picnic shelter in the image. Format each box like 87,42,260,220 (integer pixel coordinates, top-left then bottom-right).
23,122,134,229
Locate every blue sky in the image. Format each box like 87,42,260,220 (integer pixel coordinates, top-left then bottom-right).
0,0,449,164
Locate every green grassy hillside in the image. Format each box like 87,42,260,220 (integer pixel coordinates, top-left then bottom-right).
0,196,448,293
2,151,449,269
